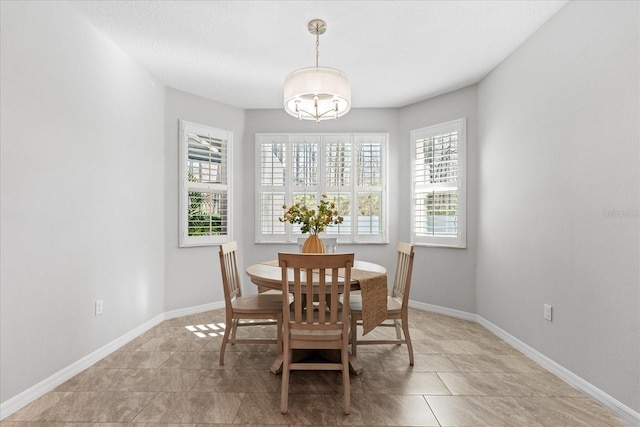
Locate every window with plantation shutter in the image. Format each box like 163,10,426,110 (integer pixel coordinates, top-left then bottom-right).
411,118,466,248
179,120,232,247
256,133,387,244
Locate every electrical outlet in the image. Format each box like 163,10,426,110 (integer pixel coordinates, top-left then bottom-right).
544,304,552,321
95,299,104,316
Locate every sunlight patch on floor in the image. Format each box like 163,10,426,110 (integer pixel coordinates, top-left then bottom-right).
185,323,226,337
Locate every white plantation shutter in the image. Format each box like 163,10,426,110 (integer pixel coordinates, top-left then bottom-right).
325,135,352,236
258,136,287,239
355,135,385,241
256,133,387,243
411,119,466,248
179,120,232,247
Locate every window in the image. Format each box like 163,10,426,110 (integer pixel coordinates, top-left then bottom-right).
411,118,466,248
179,120,232,247
256,133,387,243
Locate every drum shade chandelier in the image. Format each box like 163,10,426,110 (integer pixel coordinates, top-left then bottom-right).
284,19,351,122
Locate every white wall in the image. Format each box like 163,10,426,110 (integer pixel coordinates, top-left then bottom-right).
477,0,639,412
0,1,165,403
163,88,245,310
400,86,479,313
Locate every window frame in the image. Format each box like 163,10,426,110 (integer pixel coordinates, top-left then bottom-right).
410,118,466,248
255,133,388,244
179,120,233,247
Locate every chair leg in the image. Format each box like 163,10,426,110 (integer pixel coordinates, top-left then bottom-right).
276,314,283,355
342,344,351,415
401,315,414,366
219,316,232,365
230,318,239,342
280,348,290,414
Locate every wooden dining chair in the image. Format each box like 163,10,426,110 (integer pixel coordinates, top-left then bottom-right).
278,252,354,415
218,241,282,365
350,242,416,365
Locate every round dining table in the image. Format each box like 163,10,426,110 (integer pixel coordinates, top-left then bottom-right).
245,259,388,375
246,259,386,291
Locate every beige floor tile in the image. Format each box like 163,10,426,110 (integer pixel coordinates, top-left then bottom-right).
513,372,585,397
14,391,156,423
159,350,226,370
135,336,208,352
437,372,540,396
426,395,543,426
234,392,338,425
114,368,202,392
411,337,467,354
447,353,546,373
94,350,174,369
452,338,523,355
234,350,282,370
1,423,101,427
361,371,451,395
285,370,364,395
518,397,631,426
338,393,439,426
350,351,386,371
4,392,71,422
54,368,129,392
192,368,282,393
3,307,630,427
379,353,459,372
132,391,243,423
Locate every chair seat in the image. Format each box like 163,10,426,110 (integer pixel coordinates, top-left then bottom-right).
350,295,402,313
232,294,282,313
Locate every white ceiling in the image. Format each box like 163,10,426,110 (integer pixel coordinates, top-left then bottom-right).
68,0,568,110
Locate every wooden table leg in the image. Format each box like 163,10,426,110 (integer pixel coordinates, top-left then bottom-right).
349,354,364,375
270,354,283,375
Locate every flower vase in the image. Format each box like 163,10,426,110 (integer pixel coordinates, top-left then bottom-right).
301,234,325,253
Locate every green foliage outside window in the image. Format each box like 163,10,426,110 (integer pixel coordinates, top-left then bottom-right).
188,173,222,236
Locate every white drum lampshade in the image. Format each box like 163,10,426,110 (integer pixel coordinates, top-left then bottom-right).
283,19,351,122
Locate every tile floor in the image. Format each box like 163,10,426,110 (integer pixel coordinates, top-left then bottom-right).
4,307,630,426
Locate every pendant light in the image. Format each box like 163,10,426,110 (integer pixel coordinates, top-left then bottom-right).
283,19,351,122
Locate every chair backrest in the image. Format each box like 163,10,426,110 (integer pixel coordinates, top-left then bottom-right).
391,242,415,305
219,241,243,306
296,237,338,253
278,253,354,332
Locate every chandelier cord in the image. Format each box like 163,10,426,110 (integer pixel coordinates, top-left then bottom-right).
315,25,320,68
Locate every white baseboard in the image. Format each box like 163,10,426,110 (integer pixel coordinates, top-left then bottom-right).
410,300,640,427
0,312,165,419
1,301,227,419
3,300,638,426
409,300,478,322
163,301,224,320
